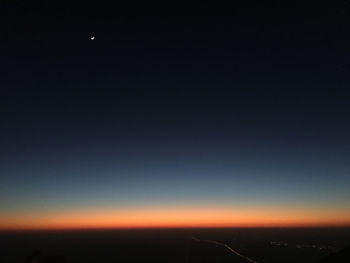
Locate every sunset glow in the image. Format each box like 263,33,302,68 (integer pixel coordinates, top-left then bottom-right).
2,205,350,230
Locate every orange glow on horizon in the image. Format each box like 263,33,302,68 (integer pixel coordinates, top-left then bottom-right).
1,206,350,230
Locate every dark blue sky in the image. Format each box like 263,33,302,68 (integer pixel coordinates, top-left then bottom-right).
1,2,350,228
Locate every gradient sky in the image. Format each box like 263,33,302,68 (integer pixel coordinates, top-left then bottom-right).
1,3,350,229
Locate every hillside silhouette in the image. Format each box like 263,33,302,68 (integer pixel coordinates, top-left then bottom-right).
22,243,350,263
1,228,349,263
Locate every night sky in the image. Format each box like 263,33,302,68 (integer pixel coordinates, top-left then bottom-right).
1,2,350,229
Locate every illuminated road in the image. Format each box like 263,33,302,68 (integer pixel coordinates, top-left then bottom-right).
192,236,258,263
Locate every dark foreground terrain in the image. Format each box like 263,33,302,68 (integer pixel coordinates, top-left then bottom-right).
0,228,349,263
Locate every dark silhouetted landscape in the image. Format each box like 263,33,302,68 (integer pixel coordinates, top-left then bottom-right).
1,228,350,263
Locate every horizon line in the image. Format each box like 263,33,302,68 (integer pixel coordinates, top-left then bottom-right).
2,224,350,232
